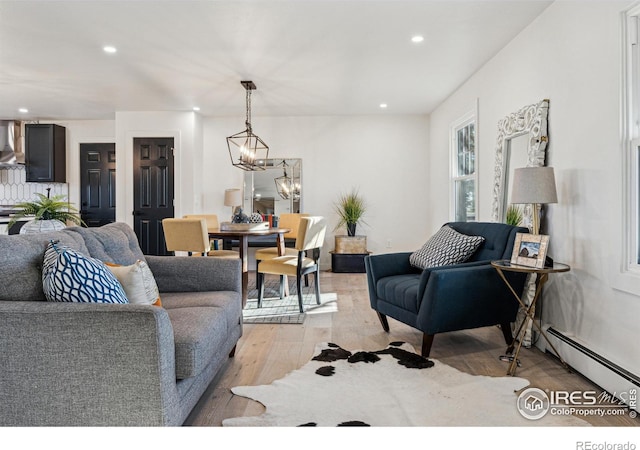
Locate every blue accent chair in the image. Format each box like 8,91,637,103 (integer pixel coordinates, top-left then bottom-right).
364,222,529,357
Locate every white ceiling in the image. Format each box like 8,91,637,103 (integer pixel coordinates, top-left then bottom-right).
0,0,552,121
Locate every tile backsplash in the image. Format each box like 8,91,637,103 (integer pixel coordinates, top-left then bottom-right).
0,166,68,205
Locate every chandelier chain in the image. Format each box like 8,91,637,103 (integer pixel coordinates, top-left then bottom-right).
245,88,252,131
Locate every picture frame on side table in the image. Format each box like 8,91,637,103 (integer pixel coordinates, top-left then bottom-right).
511,233,549,269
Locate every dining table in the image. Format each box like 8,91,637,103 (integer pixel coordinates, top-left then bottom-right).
207,226,291,307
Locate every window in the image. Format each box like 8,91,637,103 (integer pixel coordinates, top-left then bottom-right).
618,4,640,292
450,105,478,222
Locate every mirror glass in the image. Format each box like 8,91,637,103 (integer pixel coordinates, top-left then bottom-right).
491,99,549,225
243,158,302,216
502,133,529,219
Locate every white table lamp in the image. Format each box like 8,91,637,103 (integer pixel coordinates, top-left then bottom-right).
510,166,557,235
224,188,242,218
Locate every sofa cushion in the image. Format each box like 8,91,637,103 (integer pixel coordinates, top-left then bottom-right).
106,260,162,307
166,302,236,379
0,231,88,302
162,291,242,380
410,225,485,270
377,274,421,313
42,241,129,304
63,223,145,265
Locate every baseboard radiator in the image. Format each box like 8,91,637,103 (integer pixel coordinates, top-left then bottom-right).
543,327,639,411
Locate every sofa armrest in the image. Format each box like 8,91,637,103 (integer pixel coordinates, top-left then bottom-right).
416,263,526,334
146,255,241,294
0,301,180,426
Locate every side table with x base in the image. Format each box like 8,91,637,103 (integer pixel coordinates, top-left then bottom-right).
491,260,572,376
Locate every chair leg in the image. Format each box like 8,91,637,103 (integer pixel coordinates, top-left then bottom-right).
257,272,265,308
314,271,321,305
500,322,514,346
296,275,304,313
279,275,285,299
304,274,309,287
376,312,390,332
422,334,434,358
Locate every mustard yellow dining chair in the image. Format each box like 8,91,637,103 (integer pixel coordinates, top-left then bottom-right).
183,214,227,251
255,213,310,287
162,218,238,258
256,216,326,313
254,213,309,260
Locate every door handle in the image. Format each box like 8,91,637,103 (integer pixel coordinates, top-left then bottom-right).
132,210,144,216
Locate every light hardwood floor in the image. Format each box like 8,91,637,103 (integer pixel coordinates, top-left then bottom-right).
184,271,638,427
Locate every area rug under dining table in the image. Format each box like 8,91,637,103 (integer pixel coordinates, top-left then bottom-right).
243,275,338,324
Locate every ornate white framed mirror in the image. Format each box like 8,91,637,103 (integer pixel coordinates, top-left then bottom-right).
491,99,549,228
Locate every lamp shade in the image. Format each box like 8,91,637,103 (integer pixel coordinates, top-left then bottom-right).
224,188,242,207
510,166,558,205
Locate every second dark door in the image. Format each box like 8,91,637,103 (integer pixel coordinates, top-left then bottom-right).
133,137,175,256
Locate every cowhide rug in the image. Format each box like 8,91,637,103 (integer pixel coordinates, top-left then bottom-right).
222,342,589,427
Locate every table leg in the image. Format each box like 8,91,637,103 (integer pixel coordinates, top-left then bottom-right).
497,270,570,375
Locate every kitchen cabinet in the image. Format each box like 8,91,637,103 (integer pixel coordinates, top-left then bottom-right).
25,124,66,182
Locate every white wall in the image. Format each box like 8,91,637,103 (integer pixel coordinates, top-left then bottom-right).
58,113,429,269
429,1,639,375
204,114,430,268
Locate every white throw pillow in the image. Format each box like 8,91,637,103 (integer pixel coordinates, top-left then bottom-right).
106,260,162,307
409,226,485,270
42,240,129,304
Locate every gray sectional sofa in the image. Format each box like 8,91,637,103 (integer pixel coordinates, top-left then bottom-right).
0,222,243,426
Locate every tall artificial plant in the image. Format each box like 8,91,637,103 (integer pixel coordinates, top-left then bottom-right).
505,204,523,227
334,188,367,237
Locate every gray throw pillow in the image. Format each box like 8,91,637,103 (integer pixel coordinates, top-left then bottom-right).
409,225,485,269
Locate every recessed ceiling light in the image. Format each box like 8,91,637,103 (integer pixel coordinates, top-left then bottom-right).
379,103,388,109
411,35,424,43
103,45,117,54
193,106,200,111
18,108,28,114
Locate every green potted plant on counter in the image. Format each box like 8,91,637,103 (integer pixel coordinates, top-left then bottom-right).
8,189,85,234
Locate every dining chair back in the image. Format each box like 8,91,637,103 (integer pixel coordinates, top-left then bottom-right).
162,218,238,258
279,213,310,240
183,214,224,250
255,213,310,277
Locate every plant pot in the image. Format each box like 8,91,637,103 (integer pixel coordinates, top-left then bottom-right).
347,223,357,237
20,219,66,234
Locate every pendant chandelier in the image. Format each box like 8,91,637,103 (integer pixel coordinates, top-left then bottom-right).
227,80,269,171
274,160,301,200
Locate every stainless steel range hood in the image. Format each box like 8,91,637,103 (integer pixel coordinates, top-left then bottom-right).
0,120,25,166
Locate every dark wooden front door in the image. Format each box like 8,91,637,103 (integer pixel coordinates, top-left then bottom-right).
133,137,174,255
79,143,116,227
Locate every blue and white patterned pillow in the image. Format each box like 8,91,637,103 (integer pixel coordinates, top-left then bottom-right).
42,240,129,304
409,226,485,270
